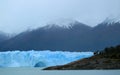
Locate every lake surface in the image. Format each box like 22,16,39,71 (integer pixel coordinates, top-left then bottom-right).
0,68,120,75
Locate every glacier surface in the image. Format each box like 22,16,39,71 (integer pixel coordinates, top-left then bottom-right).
0,50,93,67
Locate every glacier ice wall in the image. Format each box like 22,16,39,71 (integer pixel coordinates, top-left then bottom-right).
0,50,93,67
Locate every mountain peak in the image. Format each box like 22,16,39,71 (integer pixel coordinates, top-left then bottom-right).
102,16,120,25
42,24,62,30
43,19,89,30
47,19,82,28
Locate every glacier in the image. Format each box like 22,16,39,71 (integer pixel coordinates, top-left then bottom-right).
0,50,93,67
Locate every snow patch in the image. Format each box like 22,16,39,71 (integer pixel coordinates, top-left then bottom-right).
103,16,120,25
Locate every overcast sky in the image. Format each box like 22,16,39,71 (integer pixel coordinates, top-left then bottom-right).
0,0,120,34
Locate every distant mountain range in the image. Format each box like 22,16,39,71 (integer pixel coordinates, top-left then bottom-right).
0,20,120,51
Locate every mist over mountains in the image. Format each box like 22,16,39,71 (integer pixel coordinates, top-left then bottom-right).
0,19,120,52
0,31,10,43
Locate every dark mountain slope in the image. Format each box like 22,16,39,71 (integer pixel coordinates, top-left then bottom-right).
90,22,120,50
0,21,120,51
0,22,92,51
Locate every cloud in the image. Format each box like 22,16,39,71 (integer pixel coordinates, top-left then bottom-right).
0,0,120,33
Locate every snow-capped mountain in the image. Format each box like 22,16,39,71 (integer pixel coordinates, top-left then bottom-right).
42,19,89,30
102,16,120,25
0,19,120,52
47,19,80,28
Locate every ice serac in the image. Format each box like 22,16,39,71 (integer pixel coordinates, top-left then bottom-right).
0,50,93,67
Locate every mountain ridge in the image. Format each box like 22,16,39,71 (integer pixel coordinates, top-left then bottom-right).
0,20,120,51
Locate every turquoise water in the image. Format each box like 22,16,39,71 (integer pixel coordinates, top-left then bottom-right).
0,68,120,75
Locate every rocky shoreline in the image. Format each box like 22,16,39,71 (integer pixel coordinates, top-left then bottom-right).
44,45,120,70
